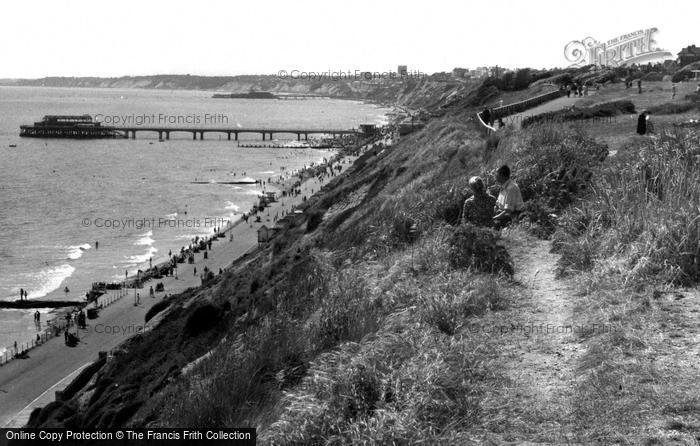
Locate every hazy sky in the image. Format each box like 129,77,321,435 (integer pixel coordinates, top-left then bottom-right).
0,0,697,78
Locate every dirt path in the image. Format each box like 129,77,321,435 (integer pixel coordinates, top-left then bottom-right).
480,231,584,443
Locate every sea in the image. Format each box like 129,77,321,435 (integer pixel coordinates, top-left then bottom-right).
0,86,389,353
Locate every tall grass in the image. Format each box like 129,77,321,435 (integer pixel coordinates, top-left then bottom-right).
554,129,700,284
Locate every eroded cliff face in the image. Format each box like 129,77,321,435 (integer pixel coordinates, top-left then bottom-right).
22,78,488,430
2,74,474,109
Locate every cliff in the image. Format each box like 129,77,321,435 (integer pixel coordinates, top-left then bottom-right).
0,74,473,110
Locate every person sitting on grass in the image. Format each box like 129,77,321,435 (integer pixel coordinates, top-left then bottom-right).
461,176,496,227
493,165,524,228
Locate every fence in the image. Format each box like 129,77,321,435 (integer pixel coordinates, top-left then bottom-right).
0,286,131,367
476,89,566,135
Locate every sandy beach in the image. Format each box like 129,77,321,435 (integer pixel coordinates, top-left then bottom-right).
0,153,348,427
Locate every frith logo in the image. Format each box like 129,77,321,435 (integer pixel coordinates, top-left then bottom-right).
564,28,672,67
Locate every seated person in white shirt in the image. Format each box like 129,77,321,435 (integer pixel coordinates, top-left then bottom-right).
493,164,524,227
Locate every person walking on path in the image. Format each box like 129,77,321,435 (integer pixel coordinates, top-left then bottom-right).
637,79,643,94
672,83,677,99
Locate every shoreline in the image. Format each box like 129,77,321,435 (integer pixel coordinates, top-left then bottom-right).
0,147,340,359
0,147,360,427
0,147,348,364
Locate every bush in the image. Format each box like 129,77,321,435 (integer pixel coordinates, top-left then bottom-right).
447,224,513,276
390,213,420,245
145,299,170,323
647,101,698,115
641,72,664,82
522,100,635,128
183,304,221,337
305,209,325,233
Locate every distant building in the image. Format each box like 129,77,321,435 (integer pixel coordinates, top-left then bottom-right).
490,66,504,78
678,45,700,66
469,67,490,79
397,65,408,76
452,67,467,78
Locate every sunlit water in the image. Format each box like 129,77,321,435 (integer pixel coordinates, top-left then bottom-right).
0,86,388,351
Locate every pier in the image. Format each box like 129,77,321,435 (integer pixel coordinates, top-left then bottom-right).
113,127,359,141
20,116,360,141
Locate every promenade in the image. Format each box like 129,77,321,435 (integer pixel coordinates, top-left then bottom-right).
0,169,333,428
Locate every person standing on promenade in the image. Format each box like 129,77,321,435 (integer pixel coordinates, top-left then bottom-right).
19,288,24,301
637,79,643,94
461,176,496,228
493,165,524,229
672,84,677,99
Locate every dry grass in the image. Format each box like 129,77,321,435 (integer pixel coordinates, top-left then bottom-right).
554,129,700,285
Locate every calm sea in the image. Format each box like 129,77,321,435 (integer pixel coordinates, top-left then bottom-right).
0,86,388,351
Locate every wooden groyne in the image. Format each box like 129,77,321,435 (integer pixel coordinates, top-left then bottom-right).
0,300,86,309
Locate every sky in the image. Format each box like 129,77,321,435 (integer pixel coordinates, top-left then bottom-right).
0,0,697,78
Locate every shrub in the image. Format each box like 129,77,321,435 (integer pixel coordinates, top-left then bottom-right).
305,209,325,233
390,213,420,245
522,100,635,128
447,223,513,276
641,72,664,82
499,124,608,236
145,299,170,323
183,304,221,337
647,101,698,115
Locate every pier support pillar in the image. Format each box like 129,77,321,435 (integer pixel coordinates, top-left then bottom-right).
166,132,170,140
227,133,231,140
297,133,301,141
131,131,136,140
262,133,266,141
158,131,162,140
235,133,238,141
200,132,204,140
193,132,197,140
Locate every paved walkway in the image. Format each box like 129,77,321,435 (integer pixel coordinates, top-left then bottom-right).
0,170,334,428
502,96,579,129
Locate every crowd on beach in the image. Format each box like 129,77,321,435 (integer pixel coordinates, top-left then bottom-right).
3,145,362,362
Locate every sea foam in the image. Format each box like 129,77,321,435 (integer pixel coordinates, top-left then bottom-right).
66,243,91,260
26,264,75,299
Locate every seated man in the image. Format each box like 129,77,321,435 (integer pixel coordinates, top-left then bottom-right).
462,176,496,227
493,165,524,228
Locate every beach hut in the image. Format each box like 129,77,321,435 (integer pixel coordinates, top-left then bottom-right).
257,225,271,245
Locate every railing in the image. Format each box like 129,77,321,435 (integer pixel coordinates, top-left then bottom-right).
476,88,565,135
0,287,131,367
476,112,497,135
